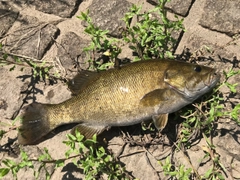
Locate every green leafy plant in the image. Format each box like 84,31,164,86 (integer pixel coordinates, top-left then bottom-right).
0,151,34,180
200,134,226,180
0,146,54,180
0,43,59,81
222,68,240,94
63,130,129,180
79,0,185,69
122,0,184,60
170,67,240,179
178,68,240,148
77,11,121,71
0,130,129,180
159,156,193,180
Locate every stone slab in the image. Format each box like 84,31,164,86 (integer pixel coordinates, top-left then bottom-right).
147,0,193,17
57,32,90,71
199,0,240,36
84,0,133,37
4,15,60,60
0,2,19,37
28,0,82,18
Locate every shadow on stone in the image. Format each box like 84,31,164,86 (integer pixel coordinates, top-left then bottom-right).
62,162,83,180
11,69,58,120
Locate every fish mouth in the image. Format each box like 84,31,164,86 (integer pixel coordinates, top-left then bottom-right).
204,69,221,88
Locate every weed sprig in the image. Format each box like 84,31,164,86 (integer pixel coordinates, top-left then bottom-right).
0,43,58,81
0,130,129,180
122,0,184,60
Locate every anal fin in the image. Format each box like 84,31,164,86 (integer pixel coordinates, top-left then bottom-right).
152,113,169,132
71,124,108,139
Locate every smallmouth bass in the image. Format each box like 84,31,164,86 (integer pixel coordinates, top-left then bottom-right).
18,59,220,145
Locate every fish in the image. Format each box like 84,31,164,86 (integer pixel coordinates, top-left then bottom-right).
18,59,220,145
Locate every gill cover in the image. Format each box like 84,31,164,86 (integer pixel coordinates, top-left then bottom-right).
164,63,219,100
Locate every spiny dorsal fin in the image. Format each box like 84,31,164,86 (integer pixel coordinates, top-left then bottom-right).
152,113,169,132
68,71,99,95
71,124,108,139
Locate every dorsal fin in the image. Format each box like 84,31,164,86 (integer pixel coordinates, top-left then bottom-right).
68,71,99,95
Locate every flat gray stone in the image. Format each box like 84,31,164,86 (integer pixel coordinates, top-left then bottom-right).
199,0,240,36
84,0,132,37
147,0,193,17
5,15,60,60
0,2,19,37
179,34,236,62
166,0,193,17
57,32,89,71
28,0,82,18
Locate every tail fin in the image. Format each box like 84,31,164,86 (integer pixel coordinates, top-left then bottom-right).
18,103,51,145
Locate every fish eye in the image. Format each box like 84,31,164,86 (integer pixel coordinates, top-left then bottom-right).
194,65,201,72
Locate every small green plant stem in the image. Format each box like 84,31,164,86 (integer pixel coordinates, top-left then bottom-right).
28,153,81,164
172,141,201,179
192,103,208,120
202,133,227,179
1,51,45,62
1,54,51,68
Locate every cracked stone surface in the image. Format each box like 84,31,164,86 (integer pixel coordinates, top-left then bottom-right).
28,0,82,18
0,0,240,179
147,0,193,16
0,2,19,37
4,15,60,59
84,0,133,37
199,0,240,36
57,31,90,71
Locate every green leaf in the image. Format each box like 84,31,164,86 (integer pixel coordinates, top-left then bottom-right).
3,53,8,60
2,159,16,168
204,167,213,178
55,160,65,168
45,170,51,180
9,65,16,71
65,149,73,158
0,130,6,139
231,104,240,122
224,69,240,79
67,133,77,141
216,172,225,180
129,45,137,51
0,168,10,178
20,150,29,161
225,82,238,93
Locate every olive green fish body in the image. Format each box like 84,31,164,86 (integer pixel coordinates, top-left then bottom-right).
49,61,169,126
18,60,220,145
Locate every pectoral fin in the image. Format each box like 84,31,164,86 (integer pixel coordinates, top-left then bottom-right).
152,113,169,132
140,89,171,107
71,124,108,139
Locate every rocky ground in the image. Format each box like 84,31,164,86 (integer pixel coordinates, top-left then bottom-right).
0,0,240,179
